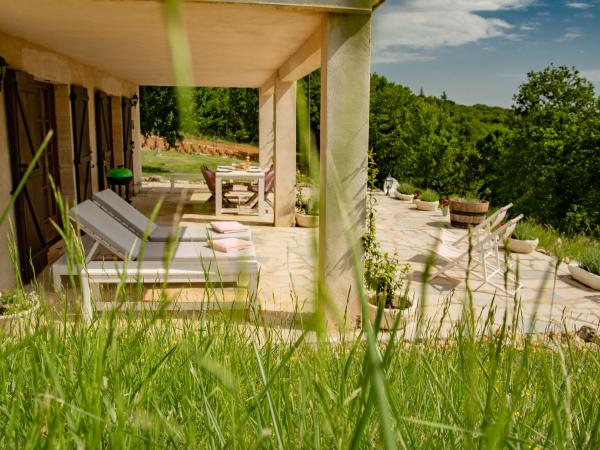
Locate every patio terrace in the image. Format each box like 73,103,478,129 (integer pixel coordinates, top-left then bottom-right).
43,181,599,335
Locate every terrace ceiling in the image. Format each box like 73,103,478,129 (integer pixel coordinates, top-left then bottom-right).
0,0,346,87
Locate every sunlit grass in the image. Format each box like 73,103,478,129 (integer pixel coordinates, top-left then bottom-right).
141,148,241,177
1,303,599,448
519,220,600,262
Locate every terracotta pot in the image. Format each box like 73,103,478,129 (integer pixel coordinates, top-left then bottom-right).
415,199,439,211
295,212,319,228
395,192,414,201
569,264,600,290
0,293,39,335
449,199,489,228
506,238,538,254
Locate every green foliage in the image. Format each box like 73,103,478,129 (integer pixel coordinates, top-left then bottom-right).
295,188,319,216
579,247,600,276
364,153,411,308
193,87,258,143
512,222,538,241
0,289,34,316
139,86,182,147
396,182,416,195
498,65,600,238
419,189,440,202
140,86,258,146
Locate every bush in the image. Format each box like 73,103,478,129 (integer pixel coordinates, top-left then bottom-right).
420,189,439,202
579,247,600,276
396,182,416,195
512,222,538,241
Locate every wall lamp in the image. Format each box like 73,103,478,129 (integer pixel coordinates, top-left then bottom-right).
0,56,8,93
130,93,138,108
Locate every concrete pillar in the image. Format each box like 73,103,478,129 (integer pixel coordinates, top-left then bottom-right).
0,87,17,288
319,13,371,327
54,85,77,206
273,77,297,227
259,77,275,169
131,87,143,193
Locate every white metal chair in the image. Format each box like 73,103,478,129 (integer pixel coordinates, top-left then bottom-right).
430,214,524,295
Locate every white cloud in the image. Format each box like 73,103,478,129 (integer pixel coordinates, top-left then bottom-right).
373,0,535,64
565,2,593,9
557,27,583,41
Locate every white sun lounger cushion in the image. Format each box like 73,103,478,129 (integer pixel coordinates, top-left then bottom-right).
70,200,142,260
93,189,250,241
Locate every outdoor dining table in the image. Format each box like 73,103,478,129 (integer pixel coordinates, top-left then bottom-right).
215,166,265,216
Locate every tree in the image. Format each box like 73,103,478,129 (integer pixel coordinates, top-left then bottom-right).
500,65,600,236
139,86,182,147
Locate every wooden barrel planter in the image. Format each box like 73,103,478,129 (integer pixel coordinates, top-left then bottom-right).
449,199,489,228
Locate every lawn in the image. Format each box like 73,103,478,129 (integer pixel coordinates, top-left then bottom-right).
142,148,315,185
141,149,242,178
1,303,598,449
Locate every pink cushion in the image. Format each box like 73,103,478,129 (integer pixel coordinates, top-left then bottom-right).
264,169,275,192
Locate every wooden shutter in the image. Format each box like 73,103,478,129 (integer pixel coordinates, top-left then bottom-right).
70,85,92,202
94,90,113,190
121,96,134,171
4,70,60,282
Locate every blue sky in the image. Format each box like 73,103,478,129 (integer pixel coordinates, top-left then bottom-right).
372,0,600,106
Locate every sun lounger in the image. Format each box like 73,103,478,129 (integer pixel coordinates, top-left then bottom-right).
93,189,250,241
430,214,523,295
64,200,259,321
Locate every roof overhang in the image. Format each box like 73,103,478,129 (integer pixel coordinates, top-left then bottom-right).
0,0,375,88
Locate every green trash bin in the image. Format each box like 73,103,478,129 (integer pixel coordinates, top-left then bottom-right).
107,166,133,202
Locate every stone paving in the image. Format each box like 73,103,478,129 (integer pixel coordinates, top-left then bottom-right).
130,182,600,334
42,180,598,334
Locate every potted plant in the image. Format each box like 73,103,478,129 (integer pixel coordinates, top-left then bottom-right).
569,247,600,290
449,195,489,228
295,187,319,228
506,222,539,254
441,198,450,216
0,289,39,334
415,189,439,211
395,182,416,201
363,152,413,330
364,247,413,330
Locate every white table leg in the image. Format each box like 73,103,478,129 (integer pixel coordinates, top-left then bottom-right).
215,175,222,215
81,270,93,323
258,177,265,217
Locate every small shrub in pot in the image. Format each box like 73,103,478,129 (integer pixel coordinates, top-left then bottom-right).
569,247,600,290
395,182,416,201
415,189,440,211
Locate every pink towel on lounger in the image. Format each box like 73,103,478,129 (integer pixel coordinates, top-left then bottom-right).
210,238,253,253
210,221,249,234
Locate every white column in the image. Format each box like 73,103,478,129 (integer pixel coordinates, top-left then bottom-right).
259,77,275,169
273,77,297,227
319,13,371,328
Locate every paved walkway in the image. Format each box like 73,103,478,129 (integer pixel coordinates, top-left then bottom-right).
130,183,600,333
43,181,599,334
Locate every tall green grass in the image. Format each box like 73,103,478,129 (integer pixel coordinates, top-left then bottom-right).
1,299,599,448
1,1,599,448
